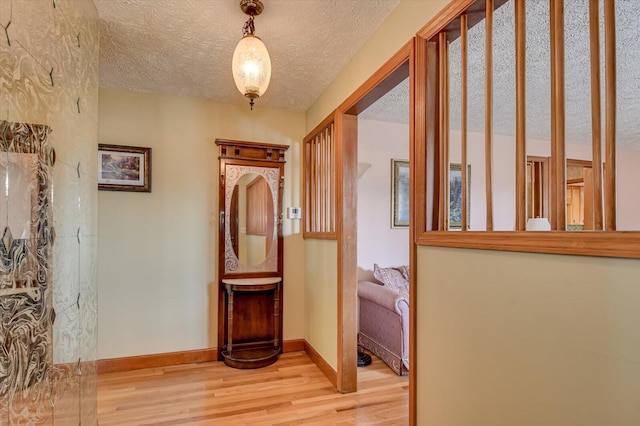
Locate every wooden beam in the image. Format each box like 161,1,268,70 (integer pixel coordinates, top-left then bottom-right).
485,0,494,231
515,0,526,231
335,112,358,393
461,14,469,231
604,0,616,231
340,41,412,114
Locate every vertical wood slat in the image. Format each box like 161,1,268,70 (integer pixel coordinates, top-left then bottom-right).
460,14,468,231
330,123,335,232
307,136,317,232
413,36,428,238
604,0,616,231
324,128,329,231
312,137,317,232
515,0,526,230
304,143,310,233
438,32,448,230
550,0,566,230
485,0,494,231
329,123,336,233
444,35,450,230
323,127,328,232
549,0,558,230
589,0,604,231
319,131,325,232
427,41,440,232
316,136,321,231
303,119,336,237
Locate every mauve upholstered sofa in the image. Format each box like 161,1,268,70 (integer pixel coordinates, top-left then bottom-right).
357,280,409,375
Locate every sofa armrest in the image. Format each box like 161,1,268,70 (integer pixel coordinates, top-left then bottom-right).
358,280,409,316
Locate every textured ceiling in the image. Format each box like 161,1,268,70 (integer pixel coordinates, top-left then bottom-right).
364,0,640,149
95,0,400,111
449,0,640,148
360,77,409,124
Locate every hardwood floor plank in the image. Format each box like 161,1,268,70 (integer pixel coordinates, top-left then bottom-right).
98,351,408,425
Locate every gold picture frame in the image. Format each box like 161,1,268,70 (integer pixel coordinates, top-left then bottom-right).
98,144,152,192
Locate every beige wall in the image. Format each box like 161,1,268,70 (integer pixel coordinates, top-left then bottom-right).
304,240,339,370
98,88,305,359
417,246,640,425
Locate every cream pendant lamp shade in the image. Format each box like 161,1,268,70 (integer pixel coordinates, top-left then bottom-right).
232,34,271,105
232,0,271,110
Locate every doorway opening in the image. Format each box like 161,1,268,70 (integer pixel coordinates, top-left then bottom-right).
335,44,412,394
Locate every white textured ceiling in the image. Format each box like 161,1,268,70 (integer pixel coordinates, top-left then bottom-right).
363,0,640,149
448,0,640,149
95,0,400,111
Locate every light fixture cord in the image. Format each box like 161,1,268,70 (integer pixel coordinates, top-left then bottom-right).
242,16,255,36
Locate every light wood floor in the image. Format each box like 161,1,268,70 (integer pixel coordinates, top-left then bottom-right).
97,351,408,425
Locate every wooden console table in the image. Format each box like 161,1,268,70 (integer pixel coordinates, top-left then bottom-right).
221,277,282,369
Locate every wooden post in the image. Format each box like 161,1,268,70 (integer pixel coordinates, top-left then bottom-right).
461,14,468,231
515,0,526,231
604,0,616,231
589,0,604,230
485,0,494,231
550,0,566,230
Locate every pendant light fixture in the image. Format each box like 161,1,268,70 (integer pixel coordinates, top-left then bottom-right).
232,0,271,110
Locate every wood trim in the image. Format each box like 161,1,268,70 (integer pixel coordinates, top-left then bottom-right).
97,348,218,374
283,339,305,353
604,0,616,231
417,231,640,259
485,0,494,231
329,41,411,395
417,0,478,40
589,0,603,231
304,112,336,144
409,35,426,426
335,112,358,394
460,14,468,232
304,340,338,389
340,41,412,114
303,232,337,240
515,0,526,231
97,341,307,375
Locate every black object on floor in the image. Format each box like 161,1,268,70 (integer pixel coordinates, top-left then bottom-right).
357,350,372,367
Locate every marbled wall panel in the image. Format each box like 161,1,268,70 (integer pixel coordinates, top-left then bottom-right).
0,121,54,423
0,0,99,423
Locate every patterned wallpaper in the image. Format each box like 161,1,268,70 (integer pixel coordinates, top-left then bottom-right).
0,0,99,424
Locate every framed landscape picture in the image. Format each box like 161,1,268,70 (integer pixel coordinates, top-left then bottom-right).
98,144,151,192
391,159,409,228
449,163,470,229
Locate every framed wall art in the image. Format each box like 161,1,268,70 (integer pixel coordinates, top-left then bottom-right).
391,159,409,228
449,163,471,229
98,144,151,192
